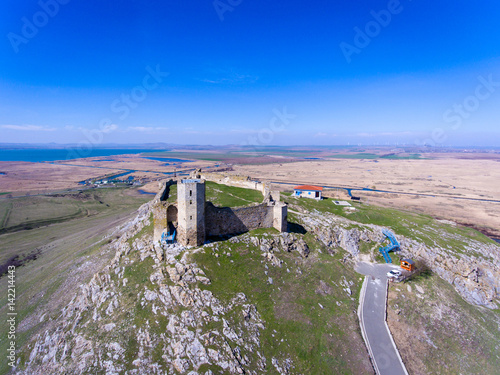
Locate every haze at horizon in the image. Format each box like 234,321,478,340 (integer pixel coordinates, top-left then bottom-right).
1,0,500,147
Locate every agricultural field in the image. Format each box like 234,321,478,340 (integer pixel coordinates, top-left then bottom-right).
234,153,500,239
0,187,152,375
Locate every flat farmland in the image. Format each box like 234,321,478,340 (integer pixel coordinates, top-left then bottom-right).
233,155,500,238
0,154,215,196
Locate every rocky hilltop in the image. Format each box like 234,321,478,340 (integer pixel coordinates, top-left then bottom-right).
296,210,500,309
21,201,268,374
15,191,500,374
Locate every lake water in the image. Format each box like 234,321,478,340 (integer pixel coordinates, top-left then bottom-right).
0,148,161,162
143,157,192,163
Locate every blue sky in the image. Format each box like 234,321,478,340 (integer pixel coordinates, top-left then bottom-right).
1,0,500,146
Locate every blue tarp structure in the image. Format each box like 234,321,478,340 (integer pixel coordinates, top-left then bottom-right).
161,229,176,244
379,229,400,263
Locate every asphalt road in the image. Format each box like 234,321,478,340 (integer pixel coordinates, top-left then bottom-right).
356,262,408,375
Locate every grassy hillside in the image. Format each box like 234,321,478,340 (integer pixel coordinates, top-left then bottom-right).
163,181,263,208
283,193,496,258
190,231,371,374
205,181,264,207
388,272,500,374
3,181,499,374
0,187,151,375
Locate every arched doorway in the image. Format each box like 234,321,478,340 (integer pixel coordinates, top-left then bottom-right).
166,205,178,234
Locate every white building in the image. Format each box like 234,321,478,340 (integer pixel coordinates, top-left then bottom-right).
293,185,323,200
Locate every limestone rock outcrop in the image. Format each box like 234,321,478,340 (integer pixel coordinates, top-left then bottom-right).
19,202,268,375
295,210,500,309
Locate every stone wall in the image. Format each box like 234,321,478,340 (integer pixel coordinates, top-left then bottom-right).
205,202,275,237
152,179,178,243
192,170,268,194
273,203,288,232
152,201,168,243
153,176,288,247
177,180,206,247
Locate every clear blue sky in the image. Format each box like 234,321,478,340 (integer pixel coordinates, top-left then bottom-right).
1,0,500,146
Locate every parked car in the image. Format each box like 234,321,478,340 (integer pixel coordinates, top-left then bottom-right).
386,270,402,278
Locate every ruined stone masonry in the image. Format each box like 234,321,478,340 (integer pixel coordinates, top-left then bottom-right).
177,179,206,247
153,175,288,247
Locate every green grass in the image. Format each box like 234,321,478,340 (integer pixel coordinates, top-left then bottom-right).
205,181,264,207
127,213,154,248
0,190,125,235
0,192,11,195
163,183,177,203
4,176,497,374
380,153,422,159
143,151,255,161
163,180,264,207
388,273,500,374
325,153,423,160
283,193,496,258
328,153,379,159
190,230,371,374
0,187,151,375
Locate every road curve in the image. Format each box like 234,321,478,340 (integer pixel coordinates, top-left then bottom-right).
356,262,408,375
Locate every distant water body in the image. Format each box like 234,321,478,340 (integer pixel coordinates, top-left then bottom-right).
0,148,163,162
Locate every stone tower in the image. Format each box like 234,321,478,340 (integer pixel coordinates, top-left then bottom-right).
177,179,205,247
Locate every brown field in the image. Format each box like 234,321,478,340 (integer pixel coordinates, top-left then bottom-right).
232,154,500,238
0,154,215,196
1,149,499,238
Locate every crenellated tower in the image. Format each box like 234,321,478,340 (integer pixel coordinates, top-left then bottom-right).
177,179,205,247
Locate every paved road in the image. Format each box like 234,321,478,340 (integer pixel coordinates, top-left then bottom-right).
270,179,500,204
356,262,408,375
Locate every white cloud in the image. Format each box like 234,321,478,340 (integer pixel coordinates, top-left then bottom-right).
102,124,119,133
313,132,337,138
1,124,56,131
356,131,414,137
127,126,169,132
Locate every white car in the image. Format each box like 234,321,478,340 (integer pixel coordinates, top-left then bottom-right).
386,270,402,278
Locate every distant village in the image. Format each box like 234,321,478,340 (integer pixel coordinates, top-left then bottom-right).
81,173,150,188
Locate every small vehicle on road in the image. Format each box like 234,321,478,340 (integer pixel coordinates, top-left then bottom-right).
386,270,402,278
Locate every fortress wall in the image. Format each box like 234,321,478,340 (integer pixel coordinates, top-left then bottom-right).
152,179,178,243
205,202,274,237
273,202,288,232
154,176,287,246
196,171,267,193
154,179,177,202
177,180,206,247
152,201,168,243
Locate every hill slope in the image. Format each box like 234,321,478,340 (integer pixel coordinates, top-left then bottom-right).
11,184,500,374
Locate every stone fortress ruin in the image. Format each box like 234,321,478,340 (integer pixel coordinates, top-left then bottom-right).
153,171,288,247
